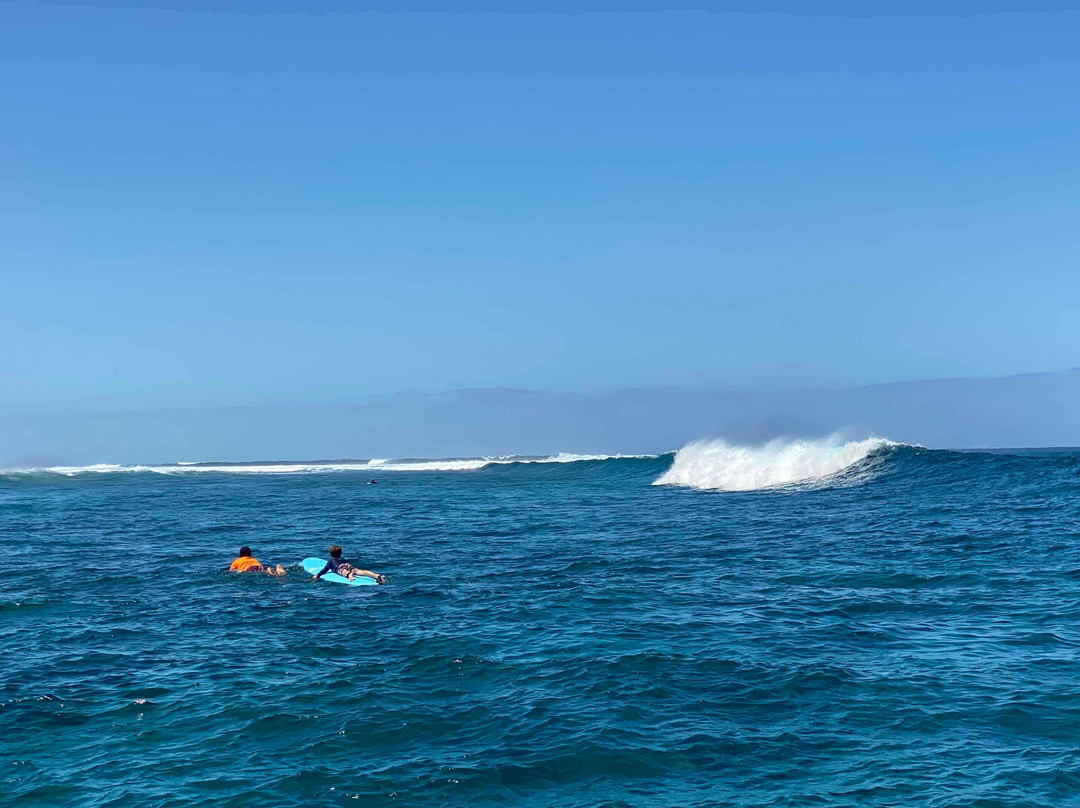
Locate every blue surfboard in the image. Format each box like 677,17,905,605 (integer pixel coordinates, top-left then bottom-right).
303,557,378,586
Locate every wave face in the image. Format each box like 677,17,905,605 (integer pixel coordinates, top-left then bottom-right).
653,436,897,492
1,452,656,477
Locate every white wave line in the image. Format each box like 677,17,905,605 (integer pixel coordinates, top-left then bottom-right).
2,452,660,476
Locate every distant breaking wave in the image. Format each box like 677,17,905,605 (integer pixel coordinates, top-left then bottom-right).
0,442,904,489
2,452,657,477
653,436,900,492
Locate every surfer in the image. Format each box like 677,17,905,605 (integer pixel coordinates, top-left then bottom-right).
229,546,285,576
312,544,385,584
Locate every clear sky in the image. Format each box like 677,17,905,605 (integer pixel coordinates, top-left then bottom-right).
4,2,1079,414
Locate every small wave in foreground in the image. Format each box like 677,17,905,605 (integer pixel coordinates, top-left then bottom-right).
653,436,899,492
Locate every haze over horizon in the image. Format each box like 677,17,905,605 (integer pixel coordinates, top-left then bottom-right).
3,3,1078,459
3,365,1078,467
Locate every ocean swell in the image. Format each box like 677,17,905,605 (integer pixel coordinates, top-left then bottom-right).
653,436,896,492
1,453,657,477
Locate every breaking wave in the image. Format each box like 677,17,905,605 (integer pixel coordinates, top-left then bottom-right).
2,452,657,477
653,436,900,492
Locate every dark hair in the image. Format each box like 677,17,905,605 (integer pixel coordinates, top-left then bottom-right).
329,544,342,557
239,546,252,557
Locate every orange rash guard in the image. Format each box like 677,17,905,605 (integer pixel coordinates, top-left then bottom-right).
230,556,262,572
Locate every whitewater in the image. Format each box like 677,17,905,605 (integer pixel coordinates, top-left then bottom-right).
4,438,895,492
3,452,655,477
654,435,898,491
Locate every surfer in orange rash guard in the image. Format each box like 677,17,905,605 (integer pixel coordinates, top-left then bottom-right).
229,546,285,576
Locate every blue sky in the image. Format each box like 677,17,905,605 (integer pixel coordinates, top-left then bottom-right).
3,2,1079,413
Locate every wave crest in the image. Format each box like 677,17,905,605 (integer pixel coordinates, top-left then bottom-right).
653,436,896,492
2,452,657,477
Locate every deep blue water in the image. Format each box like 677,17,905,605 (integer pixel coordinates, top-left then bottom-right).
4,446,1080,807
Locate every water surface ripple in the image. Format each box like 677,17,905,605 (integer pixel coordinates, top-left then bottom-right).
3,448,1080,806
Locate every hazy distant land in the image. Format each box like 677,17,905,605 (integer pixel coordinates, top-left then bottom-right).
3,368,1078,467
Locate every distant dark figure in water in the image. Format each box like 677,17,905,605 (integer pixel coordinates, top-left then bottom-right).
229,546,285,576
367,479,377,485
313,543,385,584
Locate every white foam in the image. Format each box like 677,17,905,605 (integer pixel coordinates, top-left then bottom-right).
653,436,895,492
515,452,654,464
157,459,492,474
30,463,126,475
3,452,657,476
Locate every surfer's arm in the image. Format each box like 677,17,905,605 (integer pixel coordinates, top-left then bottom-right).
313,561,332,579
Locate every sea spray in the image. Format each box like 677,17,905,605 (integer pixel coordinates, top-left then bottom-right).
654,436,895,491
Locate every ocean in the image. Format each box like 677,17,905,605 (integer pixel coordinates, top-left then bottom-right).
4,439,1080,807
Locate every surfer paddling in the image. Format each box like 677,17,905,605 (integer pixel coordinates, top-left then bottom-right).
312,544,385,584
229,546,285,576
